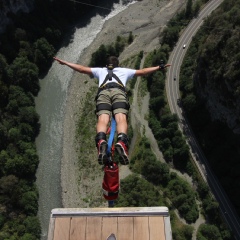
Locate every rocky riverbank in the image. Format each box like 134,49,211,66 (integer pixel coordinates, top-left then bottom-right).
61,0,185,207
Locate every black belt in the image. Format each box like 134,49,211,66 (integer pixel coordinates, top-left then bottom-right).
98,82,125,93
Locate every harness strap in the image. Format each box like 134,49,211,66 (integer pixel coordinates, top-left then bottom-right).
96,102,129,113
100,68,124,89
96,103,112,112
108,69,113,81
112,102,129,111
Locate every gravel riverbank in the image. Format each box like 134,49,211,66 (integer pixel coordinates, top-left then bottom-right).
61,0,185,207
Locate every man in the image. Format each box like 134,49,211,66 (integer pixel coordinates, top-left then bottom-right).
53,56,170,165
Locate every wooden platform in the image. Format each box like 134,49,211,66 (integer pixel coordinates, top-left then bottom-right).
48,207,172,240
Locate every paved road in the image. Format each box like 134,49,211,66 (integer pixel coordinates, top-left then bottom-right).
166,0,240,239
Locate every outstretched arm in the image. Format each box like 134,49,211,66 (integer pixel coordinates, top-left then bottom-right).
53,57,92,75
135,63,171,76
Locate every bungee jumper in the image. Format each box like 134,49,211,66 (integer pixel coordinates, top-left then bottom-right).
53,55,171,166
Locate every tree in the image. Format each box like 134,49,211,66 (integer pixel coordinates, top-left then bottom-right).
19,106,39,125
4,151,38,177
115,174,163,207
183,225,194,239
18,41,34,60
115,36,125,56
33,37,55,72
0,81,8,108
197,224,222,240
193,0,201,17
128,31,134,44
90,44,107,67
23,216,41,238
161,26,180,48
149,73,165,98
182,93,196,112
106,45,117,57
197,181,209,199
0,53,8,82
160,113,178,128
20,233,36,240
7,57,40,96
8,127,21,143
149,96,165,114
0,124,8,150
8,85,34,107
185,0,193,19
142,158,170,185
20,191,38,215
0,175,19,195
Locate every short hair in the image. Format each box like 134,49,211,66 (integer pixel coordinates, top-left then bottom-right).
107,56,119,68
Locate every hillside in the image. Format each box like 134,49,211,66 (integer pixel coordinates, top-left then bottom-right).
180,0,240,216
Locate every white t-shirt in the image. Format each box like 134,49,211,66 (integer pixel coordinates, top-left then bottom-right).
91,67,136,87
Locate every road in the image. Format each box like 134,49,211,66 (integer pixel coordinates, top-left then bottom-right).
166,0,240,239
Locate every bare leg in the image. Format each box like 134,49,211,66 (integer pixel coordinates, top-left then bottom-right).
115,113,127,134
96,113,110,133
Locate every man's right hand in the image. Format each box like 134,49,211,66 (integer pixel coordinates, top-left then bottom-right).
53,57,65,65
159,63,171,70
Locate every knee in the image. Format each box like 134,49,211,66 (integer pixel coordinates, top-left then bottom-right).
115,113,127,123
98,114,110,124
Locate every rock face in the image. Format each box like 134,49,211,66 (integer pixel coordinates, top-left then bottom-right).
194,55,240,135
200,84,240,134
193,3,240,136
0,0,34,33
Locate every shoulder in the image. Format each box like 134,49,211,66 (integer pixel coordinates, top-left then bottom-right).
91,67,107,74
91,67,106,71
114,67,136,73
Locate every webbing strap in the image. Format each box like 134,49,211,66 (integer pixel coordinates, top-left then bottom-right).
107,117,116,155
100,69,124,89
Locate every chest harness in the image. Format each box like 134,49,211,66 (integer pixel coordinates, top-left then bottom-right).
96,65,130,113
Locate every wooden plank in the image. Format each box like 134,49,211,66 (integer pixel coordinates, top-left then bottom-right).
133,217,149,240
101,217,118,240
70,217,87,240
48,218,55,240
117,217,134,240
53,217,70,240
149,216,165,240
86,217,102,240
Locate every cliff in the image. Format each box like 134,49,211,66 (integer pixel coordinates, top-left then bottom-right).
193,1,240,134
0,0,34,33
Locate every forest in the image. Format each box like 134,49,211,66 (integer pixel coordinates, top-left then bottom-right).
180,0,240,218
0,0,120,239
0,0,239,239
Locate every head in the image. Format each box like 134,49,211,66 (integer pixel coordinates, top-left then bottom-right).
106,56,119,69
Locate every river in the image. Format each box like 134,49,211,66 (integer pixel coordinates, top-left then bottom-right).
35,1,136,239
